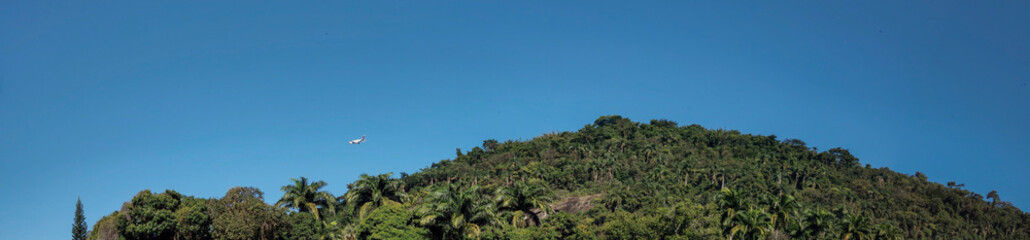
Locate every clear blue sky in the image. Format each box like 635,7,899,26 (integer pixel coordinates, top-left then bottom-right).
2,1,1028,239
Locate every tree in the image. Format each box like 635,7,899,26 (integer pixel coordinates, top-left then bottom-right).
875,222,903,240
798,209,835,240
174,199,211,240
495,180,553,227
661,201,720,239
729,207,772,240
417,183,497,239
357,201,429,239
211,187,286,240
987,190,1001,207
840,213,872,240
483,139,500,152
344,173,405,219
827,148,859,168
717,188,747,231
116,190,210,240
116,190,180,240
73,198,88,240
765,194,798,231
88,211,122,240
276,177,336,221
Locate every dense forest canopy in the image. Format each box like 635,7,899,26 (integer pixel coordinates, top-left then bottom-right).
86,116,1029,240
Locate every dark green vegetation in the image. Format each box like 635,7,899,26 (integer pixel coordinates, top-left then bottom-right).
86,116,1029,239
74,198,88,240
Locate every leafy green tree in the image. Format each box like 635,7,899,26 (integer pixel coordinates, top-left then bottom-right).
840,213,872,240
174,199,211,240
276,177,336,221
344,172,405,219
543,212,595,240
987,190,1001,207
357,201,429,239
88,211,123,240
211,187,286,240
495,180,553,227
116,190,180,240
797,209,835,240
729,208,772,240
599,211,661,240
874,222,903,240
73,198,88,240
116,190,209,240
283,212,322,240
717,188,747,231
661,201,720,239
765,194,798,231
483,139,500,152
417,183,497,239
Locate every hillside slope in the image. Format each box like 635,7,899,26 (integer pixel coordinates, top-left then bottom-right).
404,115,1028,239
90,116,1029,240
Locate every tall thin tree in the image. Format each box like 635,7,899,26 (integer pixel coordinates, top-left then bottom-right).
72,197,87,240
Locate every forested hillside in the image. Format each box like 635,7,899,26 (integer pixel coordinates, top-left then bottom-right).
88,116,1030,240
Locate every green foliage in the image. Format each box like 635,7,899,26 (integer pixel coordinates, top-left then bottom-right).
74,198,88,240
357,201,429,240
480,225,561,240
282,212,321,240
728,207,772,240
598,210,662,239
276,177,335,221
660,200,721,239
210,187,286,240
87,211,121,240
495,180,553,227
417,183,497,239
116,190,210,240
542,212,596,240
91,116,1030,240
345,172,405,219
839,212,872,240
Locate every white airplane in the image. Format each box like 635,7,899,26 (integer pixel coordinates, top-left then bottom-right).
349,135,366,144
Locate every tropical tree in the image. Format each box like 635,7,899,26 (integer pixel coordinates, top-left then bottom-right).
356,201,429,239
417,183,497,239
729,207,772,240
874,222,903,240
344,172,406,219
73,198,88,240
276,177,336,221
766,194,798,231
840,213,872,240
717,188,747,231
800,209,836,240
495,180,553,227
211,187,286,240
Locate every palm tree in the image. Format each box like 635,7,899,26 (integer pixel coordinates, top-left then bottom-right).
729,207,772,240
801,209,835,240
276,177,336,221
840,213,872,240
495,180,553,227
875,222,903,240
718,188,747,231
417,183,497,240
766,194,798,231
343,172,405,219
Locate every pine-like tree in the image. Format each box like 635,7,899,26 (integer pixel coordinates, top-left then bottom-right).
72,197,87,240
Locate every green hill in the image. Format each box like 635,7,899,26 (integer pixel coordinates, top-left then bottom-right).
89,115,1029,240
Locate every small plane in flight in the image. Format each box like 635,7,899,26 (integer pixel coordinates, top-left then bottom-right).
349,135,366,144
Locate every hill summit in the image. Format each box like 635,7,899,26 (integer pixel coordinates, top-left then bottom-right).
89,115,1029,240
